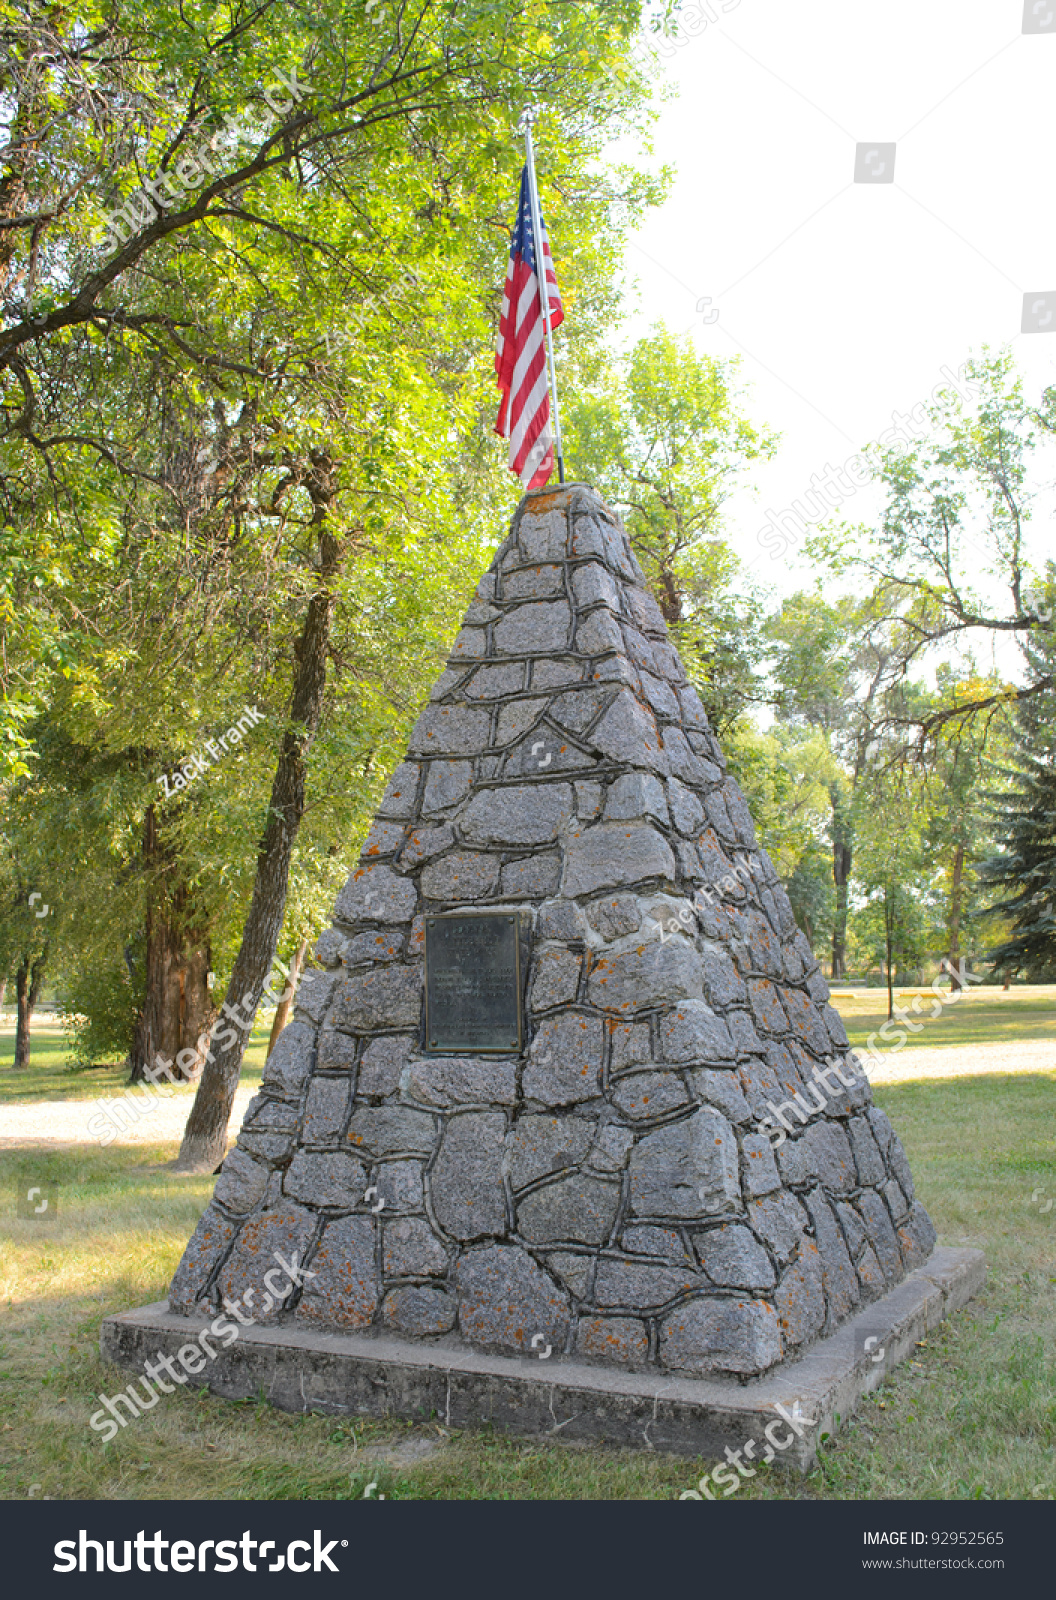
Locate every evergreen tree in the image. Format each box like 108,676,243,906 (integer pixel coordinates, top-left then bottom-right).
978,610,1056,980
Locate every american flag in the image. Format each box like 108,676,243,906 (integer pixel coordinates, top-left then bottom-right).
494,166,564,490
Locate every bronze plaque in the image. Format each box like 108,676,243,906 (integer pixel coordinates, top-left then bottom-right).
424,914,523,1054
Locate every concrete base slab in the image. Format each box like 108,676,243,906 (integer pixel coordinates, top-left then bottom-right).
101,1246,984,1470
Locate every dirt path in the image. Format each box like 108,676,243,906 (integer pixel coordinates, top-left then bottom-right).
857,1036,1055,1085
1,1038,1053,1150
0,1082,258,1150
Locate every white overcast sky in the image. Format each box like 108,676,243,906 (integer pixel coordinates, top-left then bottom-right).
609,0,1056,609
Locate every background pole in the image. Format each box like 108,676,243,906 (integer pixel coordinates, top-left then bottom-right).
520,110,565,484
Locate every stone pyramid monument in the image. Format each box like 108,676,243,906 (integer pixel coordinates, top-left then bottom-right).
167,483,936,1379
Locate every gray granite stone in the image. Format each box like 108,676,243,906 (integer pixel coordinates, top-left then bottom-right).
374,1160,425,1213
774,1239,826,1347
572,562,622,611
887,1133,917,1201
550,686,613,735
535,898,590,942
505,1114,594,1189
776,1121,856,1193
358,1035,413,1097
638,670,681,720
660,1296,783,1375
611,1069,689,1120
694,1221,775,1289
586,936,702,1015
430,1111,507,1239
501,853,562,897
466,663,524,699
804,1187,861,1328
522,1012,604,1106
660,727,709,786
622,1225,688,1259
461,782,574,846
504,564,564,600
545,1251,593,1298
314,928,348,968
383,1216,448,1277
594,1257,701,1309
217,1206,317,1324
700,949,748,1009
604,772,670,825
408,702,491,757
260,1021,315,1098
283,1150,367,1208
667,777,705,836
212,1148,269,1216
496,697,548,745
398,823,455,868
563,823,675,897
575,1316,649,1365
688,1068,751,1124
403,1056,518,1108
377,762,420,819
659,1001,735,1064
590,689,666,772
609,1019,652,1069
531,657,583,691
343,929,404,964
575,608,626,657
420,850,500,901
335,863,418,926
361,819,407,859
530,945,582,1010
331,964,422,1033
586,1122,636,1173
296,1215,377,1329
897,1201,937,1270
302,1078,352,1145
422,760,473,812
855,1189,903,1285
167,1206,237,1313
847,1116,887,1186
382,1286,456,1335
518,508,568,562
747,1190,809,1265
456,1243,570,1356
629,1107,741,1219
884,1177,910,1223
494,600,572,655
517,1173,620,1245
347,1105,437,1158
587,895,642,941
741,1132,782,1196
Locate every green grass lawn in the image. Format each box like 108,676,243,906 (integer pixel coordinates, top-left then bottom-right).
1,1064,1053,1501
834,985,1056,1052
0,1023,272,1104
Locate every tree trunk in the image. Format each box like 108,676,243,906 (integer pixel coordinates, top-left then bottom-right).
830,784,852,980
946,840,965,993
884,887,895,1022
130,804,216,1083
174,468,339,1173
267,934,310,1058
13,948,47,1069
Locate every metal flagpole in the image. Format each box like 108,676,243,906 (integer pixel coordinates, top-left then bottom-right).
518,107,565,484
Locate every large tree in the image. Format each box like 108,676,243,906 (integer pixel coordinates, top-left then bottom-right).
1,1,664,1162
978,615,1056,981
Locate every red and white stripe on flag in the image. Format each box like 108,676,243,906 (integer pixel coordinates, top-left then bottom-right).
494,167,564,490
